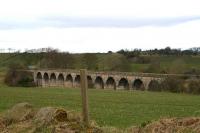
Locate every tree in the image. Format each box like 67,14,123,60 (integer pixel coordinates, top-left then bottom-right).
40,51,75,69
4,63,35,87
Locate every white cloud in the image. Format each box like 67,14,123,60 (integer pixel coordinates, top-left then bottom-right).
0,20,200,52
0,0,200,18
0,0,200,52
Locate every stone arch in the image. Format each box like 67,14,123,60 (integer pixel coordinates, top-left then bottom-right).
148,80,161,91
50,73,56,86
118,78,129,90
58,73,64,86
66,74,73,87
94,76,104,89
87,75,93,88
36,72,42,86
43,73,49,86
106,77,116,90
132,79,145,91
74,75,80,88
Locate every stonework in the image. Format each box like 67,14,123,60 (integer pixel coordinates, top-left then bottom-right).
32,69,165,90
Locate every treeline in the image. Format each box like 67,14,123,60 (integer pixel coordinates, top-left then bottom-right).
2,46,200,56
117,47,200,58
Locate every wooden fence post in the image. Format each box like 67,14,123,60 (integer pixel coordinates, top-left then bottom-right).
80,69,89,127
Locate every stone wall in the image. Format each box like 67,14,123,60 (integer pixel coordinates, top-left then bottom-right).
33,69,163,90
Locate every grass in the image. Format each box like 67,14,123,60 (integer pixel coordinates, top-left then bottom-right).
130,56,200,73
1,86,200,128
130,63,150,72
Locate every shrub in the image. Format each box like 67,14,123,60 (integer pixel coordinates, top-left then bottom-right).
148,80,162,92
187,80,200,94
160,77,184,93
4,63,35,87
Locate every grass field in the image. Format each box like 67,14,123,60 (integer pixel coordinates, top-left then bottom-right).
1,86,200,128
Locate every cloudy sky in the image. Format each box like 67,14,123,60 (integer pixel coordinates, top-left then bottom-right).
0,0,200,53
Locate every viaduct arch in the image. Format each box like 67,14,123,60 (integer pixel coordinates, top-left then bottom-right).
34,69,164,90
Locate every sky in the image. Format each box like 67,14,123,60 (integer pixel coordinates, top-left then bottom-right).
0,0,200,53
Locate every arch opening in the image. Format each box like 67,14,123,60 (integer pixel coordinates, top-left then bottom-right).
58,73,64,86
66,74,73,87
94,76,104,89
87,76,93,88
118,78,129,90
133,79,145,91
74,75,80,88
50,73,56,86
148,80,161,91
36,72,42,86
106,77,116,90
43,73,49,86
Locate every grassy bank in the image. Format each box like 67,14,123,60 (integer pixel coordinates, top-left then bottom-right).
0,86,200,128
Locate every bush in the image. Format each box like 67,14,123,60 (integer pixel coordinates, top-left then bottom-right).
187,80,200,94
157,78,200,95
148,80,162,92
5,70,35,87
4,63,35,87
160,77,184,93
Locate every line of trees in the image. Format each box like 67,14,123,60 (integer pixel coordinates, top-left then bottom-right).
117,47,200,58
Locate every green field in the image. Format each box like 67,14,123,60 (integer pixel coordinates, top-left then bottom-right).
1,86,200,128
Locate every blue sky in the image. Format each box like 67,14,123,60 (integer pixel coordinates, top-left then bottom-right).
0,0,200,52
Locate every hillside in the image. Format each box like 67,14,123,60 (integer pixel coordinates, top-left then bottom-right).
0,52,200,74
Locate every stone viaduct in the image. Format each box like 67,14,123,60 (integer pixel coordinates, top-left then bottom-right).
32,69,173,90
